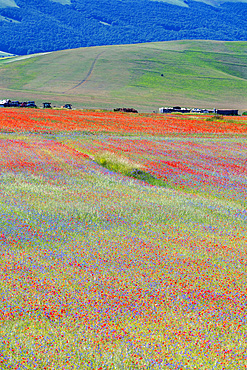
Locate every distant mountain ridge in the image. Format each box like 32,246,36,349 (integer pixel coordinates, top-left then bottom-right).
0,0,246,54
1,0,247,7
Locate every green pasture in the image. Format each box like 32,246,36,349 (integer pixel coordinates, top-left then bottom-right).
0,0,18,8
0,40,246,111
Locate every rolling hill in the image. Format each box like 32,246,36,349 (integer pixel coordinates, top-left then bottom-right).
0,0,246,55
0,40,246,112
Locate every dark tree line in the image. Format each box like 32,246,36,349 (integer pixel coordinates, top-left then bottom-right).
0,0,246,55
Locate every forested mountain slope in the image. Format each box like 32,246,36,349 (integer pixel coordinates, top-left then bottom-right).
0,0,246,54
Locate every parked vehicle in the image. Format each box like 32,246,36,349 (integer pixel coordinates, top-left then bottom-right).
26,101,37,108
43,102,52,108
8,101,20,107
62,104,72,109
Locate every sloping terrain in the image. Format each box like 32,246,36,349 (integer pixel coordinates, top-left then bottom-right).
0,0,246,54
0,40,246,111
0,0,19,8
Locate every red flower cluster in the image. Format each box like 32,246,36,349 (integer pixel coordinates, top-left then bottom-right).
0,108,247,134
0,108,246,369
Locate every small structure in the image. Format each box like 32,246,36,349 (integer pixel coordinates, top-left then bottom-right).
0,99,11,107
159,107,172,113
191,108,215,114
159,106,190,113
216,109,238,116
43,102,52,109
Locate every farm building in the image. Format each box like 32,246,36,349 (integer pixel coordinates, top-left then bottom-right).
216,109,238,116
159,106,191,113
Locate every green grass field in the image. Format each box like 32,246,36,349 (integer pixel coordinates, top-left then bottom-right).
0,40,246,112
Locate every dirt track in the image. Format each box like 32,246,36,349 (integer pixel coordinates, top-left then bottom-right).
64,51,105,92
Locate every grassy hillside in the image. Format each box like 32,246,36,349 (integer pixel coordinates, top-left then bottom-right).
0,50,14,57
0,0,18,8
0,40,246,112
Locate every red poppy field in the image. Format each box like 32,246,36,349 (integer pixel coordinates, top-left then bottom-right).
1,108,247,135
0,109,246,369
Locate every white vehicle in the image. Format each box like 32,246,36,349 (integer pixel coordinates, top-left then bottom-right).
0,99,10,106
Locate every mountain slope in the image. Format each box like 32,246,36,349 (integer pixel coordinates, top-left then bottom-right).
0,0,246,54
0,40,246,111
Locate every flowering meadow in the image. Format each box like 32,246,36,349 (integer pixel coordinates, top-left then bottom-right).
0,108,247,369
